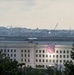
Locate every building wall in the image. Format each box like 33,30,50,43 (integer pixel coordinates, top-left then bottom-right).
0,42,73,68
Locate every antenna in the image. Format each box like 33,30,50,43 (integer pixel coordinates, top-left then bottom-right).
54,23,58,30
10,25,12,35
68,27,71,35
69,27,71,31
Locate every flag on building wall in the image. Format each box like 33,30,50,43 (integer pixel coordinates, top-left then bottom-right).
46,44,55,54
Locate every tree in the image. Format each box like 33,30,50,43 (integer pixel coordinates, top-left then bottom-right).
71,44,74,60
64,44,74,75
17,63,26,75
0,51,18,75
47,66,54,75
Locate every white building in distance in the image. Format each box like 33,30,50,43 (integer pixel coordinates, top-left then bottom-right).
0,36,74,69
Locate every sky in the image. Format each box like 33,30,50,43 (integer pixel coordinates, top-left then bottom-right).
0,0,74,29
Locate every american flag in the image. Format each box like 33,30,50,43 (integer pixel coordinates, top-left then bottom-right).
46,44,55,54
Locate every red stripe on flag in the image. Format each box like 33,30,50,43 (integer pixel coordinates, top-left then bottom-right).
46,44,55,54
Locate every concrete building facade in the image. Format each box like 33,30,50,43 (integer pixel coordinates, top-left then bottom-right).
0,40,73,69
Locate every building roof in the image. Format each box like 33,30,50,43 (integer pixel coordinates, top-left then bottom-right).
0,36,74,41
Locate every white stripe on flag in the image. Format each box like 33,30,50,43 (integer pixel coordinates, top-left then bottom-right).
46,44,55,54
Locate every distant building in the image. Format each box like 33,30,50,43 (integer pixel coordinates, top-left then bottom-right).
0,36,73,69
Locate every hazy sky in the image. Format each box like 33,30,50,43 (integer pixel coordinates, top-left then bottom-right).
0,0,74,29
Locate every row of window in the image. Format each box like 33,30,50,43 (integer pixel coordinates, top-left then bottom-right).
35,59,70,63
36,54,70,58
21,58,72,64
0,49,16,52
11,58,16,61
36,50,45,53
21,50,30,53
35,65,44,68
35,65,53,68
0,49,70,54
56,50,70,53
7,54,16,57
56,55,69,58
21,54,30,57
21,59,30,62
36,50,70,53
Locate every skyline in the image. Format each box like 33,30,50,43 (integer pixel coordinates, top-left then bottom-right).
0,0,74,29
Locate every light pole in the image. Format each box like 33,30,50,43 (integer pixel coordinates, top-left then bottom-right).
24,63,26,75
54,63,57,75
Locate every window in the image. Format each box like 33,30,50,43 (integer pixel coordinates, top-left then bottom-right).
56,60,58,63
43,59,44,62
39,50,41,53
60,55,62,58
60,50,62,53
8,54,9,57
28,50,30,53
49,60,51,62
43,54,44,57
67,51,69,53
53,55,55,58
39,59,41,62
36,59,38,62
63,60,66,63
8,49,9,52
21,59,23,62
43,50,45,53
67,60,69,62
46,55,48,57
24,50,26,53
46,60,48,62
4,49,6,52
60,60,62,63
63,50,65,53
28,59,30,62
21,50,23,52
11,49,13,52
14,54,16,57
25,59,26,62
49,55,51,57
25,54,26,57
21,54,23,57
70,60,72,62
14,49,16,52
42,65,44,67
39,54,41,57
28,54,30,57
56,55,58,58
11,54,13,57
36,50,38,53
36,54,38,57
63,55,65,58
14,59,16,61
53,60,55,63
67,55,69,58
36,65,37,67
56,50,58,53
